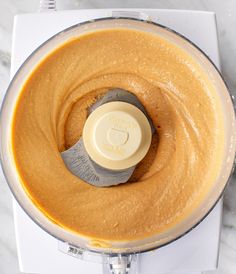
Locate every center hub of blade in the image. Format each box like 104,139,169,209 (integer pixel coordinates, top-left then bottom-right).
83,101,152,170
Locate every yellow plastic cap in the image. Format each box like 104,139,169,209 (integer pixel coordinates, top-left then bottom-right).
83,102,152,170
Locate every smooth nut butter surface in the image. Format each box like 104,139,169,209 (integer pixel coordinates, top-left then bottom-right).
11,29,225,241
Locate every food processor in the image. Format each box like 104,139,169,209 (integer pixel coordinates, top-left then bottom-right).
0,7,236,274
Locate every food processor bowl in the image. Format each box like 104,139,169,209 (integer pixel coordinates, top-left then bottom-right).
0,16,236,269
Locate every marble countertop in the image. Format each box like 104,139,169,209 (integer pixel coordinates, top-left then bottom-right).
0,1,235,274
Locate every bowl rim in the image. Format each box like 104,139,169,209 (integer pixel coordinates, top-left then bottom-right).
0,16,235,255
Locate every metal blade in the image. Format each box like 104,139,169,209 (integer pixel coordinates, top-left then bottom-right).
61,89,154,187
61,138,135,187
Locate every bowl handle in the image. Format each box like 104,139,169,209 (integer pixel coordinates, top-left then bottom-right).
103,254,138,274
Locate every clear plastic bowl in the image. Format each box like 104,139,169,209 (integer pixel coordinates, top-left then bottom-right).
0,17,236,256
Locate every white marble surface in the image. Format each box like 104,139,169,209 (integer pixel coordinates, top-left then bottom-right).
0,1,235,274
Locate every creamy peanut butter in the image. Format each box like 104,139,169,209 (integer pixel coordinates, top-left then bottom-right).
12,29,224,241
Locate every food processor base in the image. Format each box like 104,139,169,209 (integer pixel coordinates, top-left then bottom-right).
11,8,222,274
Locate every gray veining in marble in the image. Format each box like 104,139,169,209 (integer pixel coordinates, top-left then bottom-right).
0,1,236,274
